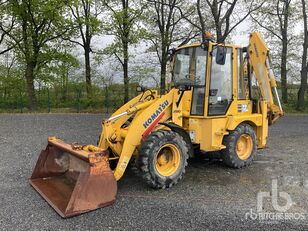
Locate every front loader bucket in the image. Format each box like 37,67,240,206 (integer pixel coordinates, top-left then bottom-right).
30,138,117,218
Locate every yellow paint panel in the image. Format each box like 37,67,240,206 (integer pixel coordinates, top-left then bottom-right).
189,118,228,151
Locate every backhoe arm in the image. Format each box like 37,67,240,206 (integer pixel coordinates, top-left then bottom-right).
248,32,283,124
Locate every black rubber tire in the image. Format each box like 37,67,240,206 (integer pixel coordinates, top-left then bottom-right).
221,124,256,168
138,130,189,189
129,156,141,175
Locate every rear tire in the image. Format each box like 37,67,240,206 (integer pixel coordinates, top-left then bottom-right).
138,130,189,189
221,124,256,168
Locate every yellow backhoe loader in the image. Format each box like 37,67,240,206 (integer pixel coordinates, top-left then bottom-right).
30,32,283,217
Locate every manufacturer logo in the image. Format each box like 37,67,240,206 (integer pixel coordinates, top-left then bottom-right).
143,100,169,129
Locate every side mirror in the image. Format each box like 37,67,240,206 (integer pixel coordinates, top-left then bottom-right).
216,46,227,65
136,85,146,92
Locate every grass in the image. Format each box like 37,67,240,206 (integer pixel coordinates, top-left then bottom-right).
281,101,308,114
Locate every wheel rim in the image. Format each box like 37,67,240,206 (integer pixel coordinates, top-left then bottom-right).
155,144,181,177
236,134,253,160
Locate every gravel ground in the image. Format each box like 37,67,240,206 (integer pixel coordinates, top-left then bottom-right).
0,114,307,230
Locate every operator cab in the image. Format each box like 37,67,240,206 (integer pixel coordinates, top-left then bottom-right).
170,37,250,117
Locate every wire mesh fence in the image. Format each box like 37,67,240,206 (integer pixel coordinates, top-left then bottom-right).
0,83,307,113
0,83,139,113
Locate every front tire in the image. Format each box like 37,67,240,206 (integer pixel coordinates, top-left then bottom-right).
138,130,189,189
221,124,256,168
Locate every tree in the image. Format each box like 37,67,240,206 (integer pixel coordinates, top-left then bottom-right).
0,52,23,103
251,0,294,104
178,0,211,38
103,0,145,103
0,0,70,109
66,0,103,99
38,49,79,102
92,56,119,112
183,0,265,43
0,2,17,55
146,0,197,93
297,0,308,110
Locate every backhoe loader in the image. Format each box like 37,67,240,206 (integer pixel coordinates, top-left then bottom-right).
30,32,283,217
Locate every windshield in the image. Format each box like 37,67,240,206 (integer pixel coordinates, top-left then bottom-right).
172,46,207,85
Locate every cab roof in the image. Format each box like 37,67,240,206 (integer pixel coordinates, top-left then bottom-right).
176,42,243,51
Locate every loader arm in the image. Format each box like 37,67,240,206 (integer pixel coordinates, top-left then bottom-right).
248,32,283,124
98,90,158,149
100,88,181,181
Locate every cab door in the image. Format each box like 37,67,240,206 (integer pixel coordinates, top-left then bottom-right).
189,47,208,116
193,44,234,151
207,46,233,116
